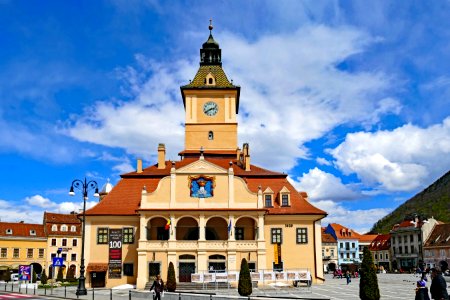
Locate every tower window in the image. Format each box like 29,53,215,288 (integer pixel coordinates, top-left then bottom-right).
208,131,214,140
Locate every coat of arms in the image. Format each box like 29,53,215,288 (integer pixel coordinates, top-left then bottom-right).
189,175,215,198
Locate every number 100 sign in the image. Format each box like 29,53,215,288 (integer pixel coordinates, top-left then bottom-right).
109,229,123,264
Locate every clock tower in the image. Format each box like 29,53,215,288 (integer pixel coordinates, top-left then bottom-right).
180,22,240,154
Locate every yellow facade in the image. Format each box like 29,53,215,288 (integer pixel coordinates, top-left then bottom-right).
83,25,326,289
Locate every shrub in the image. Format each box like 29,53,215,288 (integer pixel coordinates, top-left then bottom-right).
40,270,48,284
359,247,380,300
166,262,176,292
238,258,252,296
32,270,37,283
66,267,76,282
56,267,64,282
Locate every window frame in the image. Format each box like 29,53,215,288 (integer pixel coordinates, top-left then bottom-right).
51,238,57,246
51,225,57,231
70,226,77,232
71,253,77,261
62,238,67,247
271,228,282,244
38,248,45,259
27,248,33,258
72,239,78,247
264,194,273,208
0,248,7,258
123,228,134,244
13,248,19,258
235,227,244,241
281,194,289,207
97,228,109,244
296,228,308,244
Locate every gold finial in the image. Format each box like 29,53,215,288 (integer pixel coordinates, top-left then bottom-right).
209,19,213,32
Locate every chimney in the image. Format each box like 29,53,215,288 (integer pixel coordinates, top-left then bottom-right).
158,143,166,169
245,155,251,171
136,158,143,173
236,148,241,161
243,143,249,157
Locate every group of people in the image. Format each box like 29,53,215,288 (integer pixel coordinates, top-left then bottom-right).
415,267,449,300
333,268,359,285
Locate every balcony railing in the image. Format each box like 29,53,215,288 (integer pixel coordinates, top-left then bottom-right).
142,240,258,250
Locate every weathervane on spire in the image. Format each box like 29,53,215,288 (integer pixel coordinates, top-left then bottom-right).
209,18,213,32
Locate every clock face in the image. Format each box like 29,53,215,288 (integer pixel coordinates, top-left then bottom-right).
203,101,218,116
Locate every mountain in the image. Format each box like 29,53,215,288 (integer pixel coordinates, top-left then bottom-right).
370,170,450,234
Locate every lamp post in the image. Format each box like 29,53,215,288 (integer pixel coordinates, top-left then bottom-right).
69,178,99,296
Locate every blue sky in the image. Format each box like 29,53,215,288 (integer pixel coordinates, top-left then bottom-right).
1,1,449,233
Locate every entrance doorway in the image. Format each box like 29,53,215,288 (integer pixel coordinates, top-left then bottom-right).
149,262,161,281
90,271,106,288
179,254,196,282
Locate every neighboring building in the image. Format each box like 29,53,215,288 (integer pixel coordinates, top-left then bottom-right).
368,234,391,271
43,212,81,278
390,216,438,271
358,234,378,261
321,228,338,273
324,224,360,269
423,223,450,271
0,221,46,280
82,24,327,289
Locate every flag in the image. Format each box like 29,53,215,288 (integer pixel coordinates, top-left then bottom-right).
228,219,232,235
164,219,171,230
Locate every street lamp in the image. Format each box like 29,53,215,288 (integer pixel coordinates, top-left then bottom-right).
69,178,99,296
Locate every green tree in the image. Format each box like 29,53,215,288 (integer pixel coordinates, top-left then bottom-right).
166,262,176,292
66,267,75,282
32,270,37,283
56,267,64,282
359,247,380,300
40,270,48,284
238,258,252,296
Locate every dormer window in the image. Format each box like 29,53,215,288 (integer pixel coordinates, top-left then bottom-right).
279,187,290,207
51,225,57,231
61,225,68,232
6,229,12,235
71,226,76,232
263,187,274,207
30,230,36,236
205,72,216,86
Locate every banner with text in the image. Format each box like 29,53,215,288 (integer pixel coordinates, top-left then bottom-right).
109,229,123,278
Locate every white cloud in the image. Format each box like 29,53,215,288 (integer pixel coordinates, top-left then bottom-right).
0,195,99,223
329,117,450,192
316,157,332,166
25,195,57,208
314,200,392,234
294,167,361,201
66,25,396,171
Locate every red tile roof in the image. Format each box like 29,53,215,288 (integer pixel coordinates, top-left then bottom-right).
322,232,337,243
329,223,360,240
424,224,450,248
0,222,45,238
369,234,391,251
86,157,326,217
359,234,378,243
43,212,81,236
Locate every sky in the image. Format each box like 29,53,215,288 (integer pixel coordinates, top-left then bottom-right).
0,1,449,234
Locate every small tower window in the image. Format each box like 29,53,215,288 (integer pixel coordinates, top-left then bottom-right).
209,78,213,84
208,131,214,140
205,73,216,86
6,229,12,235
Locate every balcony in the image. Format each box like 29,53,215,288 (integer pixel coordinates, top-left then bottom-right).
141,240,258,251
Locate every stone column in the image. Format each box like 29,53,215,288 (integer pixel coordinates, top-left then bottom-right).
199,215,206,241
136,251,147,289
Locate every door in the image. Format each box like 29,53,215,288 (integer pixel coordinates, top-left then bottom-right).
179,263,195,282
90,271,106,288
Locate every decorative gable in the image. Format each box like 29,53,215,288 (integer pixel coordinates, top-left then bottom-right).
176,159,228,174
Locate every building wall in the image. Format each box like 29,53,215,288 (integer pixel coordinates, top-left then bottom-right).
0,238,47,273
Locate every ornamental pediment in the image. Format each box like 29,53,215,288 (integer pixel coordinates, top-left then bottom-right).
176,159,228,174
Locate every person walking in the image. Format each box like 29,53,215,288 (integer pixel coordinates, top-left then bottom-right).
345,270,351,285
150,274,165,300
415,280,431,300
430,267,449,300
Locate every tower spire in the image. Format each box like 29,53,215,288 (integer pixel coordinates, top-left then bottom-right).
200,19,221,66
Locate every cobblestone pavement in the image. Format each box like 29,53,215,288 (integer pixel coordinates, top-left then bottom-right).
1,274,449,300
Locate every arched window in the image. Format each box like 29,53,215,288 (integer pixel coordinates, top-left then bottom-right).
51,225,57,232
208,131,214,140
179,254,195,260
209,254,225,260
209,78,213,84
61,225,68,232
70,226,76,232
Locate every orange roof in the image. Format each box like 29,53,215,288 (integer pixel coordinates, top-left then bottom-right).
0,222,45,238
359,234,378,243
86,157,326,217
424,224,450,248
322,232,337,243
369,234,391,251
44,212,80,224
43,212,81,236
86,178,161,216
329,223,360,240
